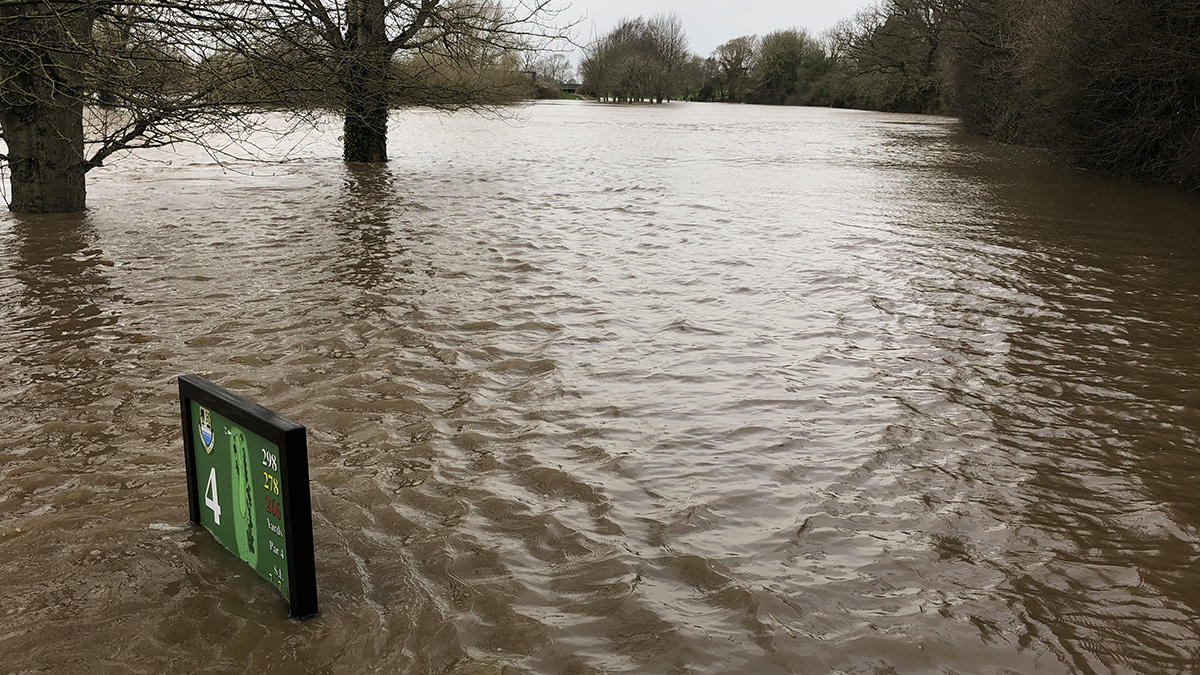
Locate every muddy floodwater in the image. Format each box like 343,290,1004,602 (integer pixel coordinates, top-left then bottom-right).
3,101,1200,673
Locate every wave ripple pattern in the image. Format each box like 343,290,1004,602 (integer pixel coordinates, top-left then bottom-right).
2,102,1200,674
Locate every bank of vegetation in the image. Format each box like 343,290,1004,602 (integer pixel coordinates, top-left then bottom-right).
580,1,1200,191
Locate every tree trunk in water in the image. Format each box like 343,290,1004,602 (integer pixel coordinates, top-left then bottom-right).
343,60,389,163
343,0,389,163
0,9,91,212
1,102,87,213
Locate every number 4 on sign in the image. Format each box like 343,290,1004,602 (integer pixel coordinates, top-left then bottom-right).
205,467,222,524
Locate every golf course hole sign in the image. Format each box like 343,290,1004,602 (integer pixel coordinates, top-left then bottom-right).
178,375,317,618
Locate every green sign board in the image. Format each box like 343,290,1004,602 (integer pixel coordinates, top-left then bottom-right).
178,375,317,618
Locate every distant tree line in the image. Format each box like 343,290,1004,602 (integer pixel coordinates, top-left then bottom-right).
580,1,1199,190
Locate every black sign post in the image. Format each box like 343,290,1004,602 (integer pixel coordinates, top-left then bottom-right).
179,375,317,618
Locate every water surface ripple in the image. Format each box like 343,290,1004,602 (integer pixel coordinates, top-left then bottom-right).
2,102,1200,673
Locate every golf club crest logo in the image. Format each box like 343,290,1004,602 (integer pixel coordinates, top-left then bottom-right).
198,406,215,453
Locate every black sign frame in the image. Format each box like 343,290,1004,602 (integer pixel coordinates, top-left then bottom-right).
178,374,318,619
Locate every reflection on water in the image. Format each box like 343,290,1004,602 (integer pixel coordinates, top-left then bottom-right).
332,164,401,298
2,102,1200,673
7,215,122,402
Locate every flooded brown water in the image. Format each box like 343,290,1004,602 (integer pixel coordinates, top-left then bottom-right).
2,101,1200,673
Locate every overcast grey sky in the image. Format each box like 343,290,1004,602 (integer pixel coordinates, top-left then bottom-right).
564,0,879,57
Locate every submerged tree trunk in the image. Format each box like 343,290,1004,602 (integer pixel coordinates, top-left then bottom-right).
1,103,87,213
343,0,390,163
0,7,92,212
343,58,390,163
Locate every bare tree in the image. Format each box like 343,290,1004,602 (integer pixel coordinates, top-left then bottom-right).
0,0,570,213
579,14,690,104
713,35,758,103
824,0,952,111
647,14,687,103
0,0,276,212
236,0,568,162
752,29,825,105
522,51,572,83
